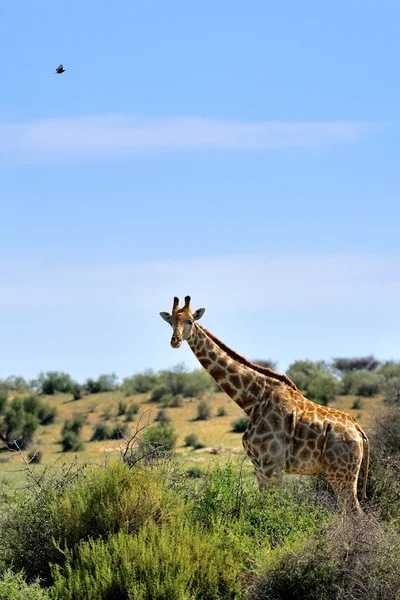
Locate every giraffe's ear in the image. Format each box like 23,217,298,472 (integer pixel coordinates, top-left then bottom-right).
159,312,172,323
192,308,205,321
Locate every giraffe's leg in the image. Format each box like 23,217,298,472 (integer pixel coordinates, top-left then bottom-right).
327,476,363,514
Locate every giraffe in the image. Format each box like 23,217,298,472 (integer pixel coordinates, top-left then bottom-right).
160,296,370,513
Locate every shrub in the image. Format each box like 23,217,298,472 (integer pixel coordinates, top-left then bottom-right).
51,519,243,600
196,399,212,420
140,423,177,456
150,385,171,403
286,360,327,392
306,372,338,405
0,390,8,413
155,408,171,423
249,513,400,600
0,376,29,394
351,397,363,409
122,370,158,395
252,358,278,370
383,377,400,405
50,462,180,552
368,405,400,524
71,383,84,401
124,402,139,421
0,396,40,449
341,371,385,396
37,371,73,395
231,416,249,433
166,393,184,408
101,406,113,420
186,465,203,478
23,394,57,424
180,369,213,397
377,360,400,381
85,373,118,394
217,405,227,416
0,569,51,599
62,415,86,435
61,431,84,452
0,460,84,582
109,425,127,440
28,449,42,464
91,423,112,441
117,399,127,415
189,462,330,548
184,433,200,447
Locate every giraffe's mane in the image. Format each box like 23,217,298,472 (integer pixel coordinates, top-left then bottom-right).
197,324,298,391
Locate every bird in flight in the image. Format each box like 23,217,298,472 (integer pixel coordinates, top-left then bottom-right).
54,64,65,74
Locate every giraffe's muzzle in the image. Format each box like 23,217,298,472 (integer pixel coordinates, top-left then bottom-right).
171,336,182,348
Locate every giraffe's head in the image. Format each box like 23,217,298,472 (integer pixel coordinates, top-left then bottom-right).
160,296,205,348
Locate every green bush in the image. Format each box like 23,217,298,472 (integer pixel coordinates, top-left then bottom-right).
186,465,203,478
368,405,400,525
51,519,243,600
286,360,327,391
196,399,212,420
50,462,180,553
155,408,171,423
23,394,57,424
109,425,127,439
140,423,178,454
71,383,84,400
62,415,86,435
231,416,249,433
160,393,184,407
377,361,400,381
249,514,400,600
85,373,118,394
341,371,385,396
125,402,139,421
61,431,84,452
351,397,363,409
383,377,400,405
150,385,171,403
185,433,200,447
160,364,213,398
117,399,127,415
0,391,8,413
0,570,51,599
0,461,84,582
28,449,42,463
91,423,112,441
306,372,338,405
122,370,158,395
184,433,205,450
37,371,73,395
189,462,330,548
0,396,40,449
217,405,227,416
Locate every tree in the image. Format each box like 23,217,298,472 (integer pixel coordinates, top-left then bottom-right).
331,356,380,375
252,359,278,370
37,371,73,395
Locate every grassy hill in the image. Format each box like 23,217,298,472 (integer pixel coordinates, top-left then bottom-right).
0,386,386,486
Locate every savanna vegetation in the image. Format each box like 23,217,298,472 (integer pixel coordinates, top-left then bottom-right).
0,356,399,598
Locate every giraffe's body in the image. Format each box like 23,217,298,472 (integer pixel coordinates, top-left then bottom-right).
160,297,370,513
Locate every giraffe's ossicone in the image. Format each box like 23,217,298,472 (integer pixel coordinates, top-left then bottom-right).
160,296,370,513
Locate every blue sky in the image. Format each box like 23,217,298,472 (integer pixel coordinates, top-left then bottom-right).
0,1,399,382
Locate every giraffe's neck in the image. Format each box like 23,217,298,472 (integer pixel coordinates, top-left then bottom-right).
187,323,271,415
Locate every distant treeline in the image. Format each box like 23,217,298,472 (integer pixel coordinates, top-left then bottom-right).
1,355,399,405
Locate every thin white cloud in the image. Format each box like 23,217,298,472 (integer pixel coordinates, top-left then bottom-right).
0,254,398,312
0,115,381,163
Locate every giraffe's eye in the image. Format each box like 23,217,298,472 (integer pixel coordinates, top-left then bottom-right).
186,319,194,325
